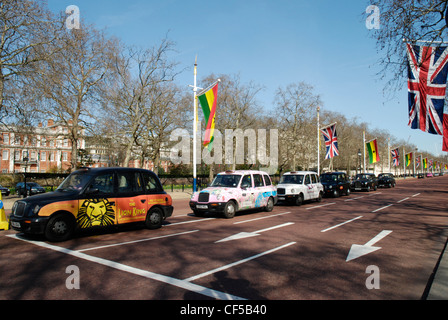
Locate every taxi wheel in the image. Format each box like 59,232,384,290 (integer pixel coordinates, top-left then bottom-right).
265,197,274,212
146,207,163,229
295,194,304,206
223,201,236,219
45,214,74,242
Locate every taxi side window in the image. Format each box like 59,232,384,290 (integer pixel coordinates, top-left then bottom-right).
305,174,311,185
263,174,272,186
253,174,264,188
241,175,252,189
117,172,144,194
142,172,162,193
311,174,318,184
88,173,115,195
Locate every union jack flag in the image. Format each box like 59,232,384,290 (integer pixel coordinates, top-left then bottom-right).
406,43,448,136
321,123,339,159
391,148,400,166
416,155,421,168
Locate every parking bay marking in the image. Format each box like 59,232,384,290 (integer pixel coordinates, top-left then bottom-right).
321,216,363,233
215,222,295,243
185,242,296,282
7,234,245,300
77,230,200,252
233,212,291,225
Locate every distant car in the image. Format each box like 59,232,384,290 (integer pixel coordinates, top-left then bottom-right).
15,182,46,196
189,170,277,219
350,173,378,192
320,172,351,197
426,173,433,177
277,171,324,205
0,185,10,197
418,173,425,179
377,173,396,188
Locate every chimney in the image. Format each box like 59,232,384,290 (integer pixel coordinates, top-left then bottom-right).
47,119,54,127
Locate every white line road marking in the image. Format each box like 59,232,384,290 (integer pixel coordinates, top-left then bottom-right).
345,196,364,202
371,204,393,213
184,242,297,282
306,203,336,210
7,234,245,300
165,217,216,226
78,230,200,252
321,216,363,233
397,197,409,203
233,212,291,224
215,222,295,243
412,193,420,197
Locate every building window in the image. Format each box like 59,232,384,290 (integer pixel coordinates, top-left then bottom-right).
14,150,20,161
41,152,46,161
50,152,54,161
14,136,20,145
41,137,46,146
2,134,9,145
62,152,68,161
2,150,8,160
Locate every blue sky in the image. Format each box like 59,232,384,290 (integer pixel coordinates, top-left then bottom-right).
48,0,446,156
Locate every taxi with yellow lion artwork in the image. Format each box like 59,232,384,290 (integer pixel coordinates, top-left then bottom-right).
9,167,173,242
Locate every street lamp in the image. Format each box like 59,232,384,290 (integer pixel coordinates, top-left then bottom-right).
23,154,29,198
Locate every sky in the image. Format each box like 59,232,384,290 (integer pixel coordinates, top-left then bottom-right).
47,0,446,156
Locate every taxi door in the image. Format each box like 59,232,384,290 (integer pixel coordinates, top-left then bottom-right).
303,174,315,200
116,171,148,224
78,171,117,229
253,173,267,208
239,174,256,210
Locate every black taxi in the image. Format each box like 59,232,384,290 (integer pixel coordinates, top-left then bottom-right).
9,167,173,241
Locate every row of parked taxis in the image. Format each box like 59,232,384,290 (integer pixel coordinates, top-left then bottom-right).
8,168,394,242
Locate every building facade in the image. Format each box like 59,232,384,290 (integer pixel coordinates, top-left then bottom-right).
1,119,170,173
0,119,84,173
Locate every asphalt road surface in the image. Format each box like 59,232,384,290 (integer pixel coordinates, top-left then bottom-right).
1,176,447,302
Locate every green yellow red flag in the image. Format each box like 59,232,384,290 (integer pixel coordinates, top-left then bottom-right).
405,152,413,167
197,81,219,150
366,139,380,164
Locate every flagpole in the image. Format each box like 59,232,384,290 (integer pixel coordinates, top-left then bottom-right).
317,106,320,175
363,131,366,173
403,147,406,179
193,56,198,193
388,138,391,173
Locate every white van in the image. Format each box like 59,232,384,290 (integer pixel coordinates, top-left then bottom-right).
276,171,324,205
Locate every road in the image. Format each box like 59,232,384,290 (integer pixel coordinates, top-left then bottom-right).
1,176,447,301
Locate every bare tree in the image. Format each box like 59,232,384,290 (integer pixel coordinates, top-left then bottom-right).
30,18,117,170
275,82,321,171
0,0,55,118
369,0,448,93
102,38,181,167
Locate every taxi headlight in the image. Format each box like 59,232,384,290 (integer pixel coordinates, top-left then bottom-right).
32,204,41,215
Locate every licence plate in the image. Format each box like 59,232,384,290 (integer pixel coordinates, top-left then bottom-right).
278,197,285,201
196,205,208,209
11,221,20,228
355,188,361,191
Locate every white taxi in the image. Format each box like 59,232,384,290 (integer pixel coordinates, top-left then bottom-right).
276,171,323,205
189,170,277,219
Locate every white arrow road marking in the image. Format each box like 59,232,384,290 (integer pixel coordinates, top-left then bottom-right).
346,230,392,262
215,222,295,243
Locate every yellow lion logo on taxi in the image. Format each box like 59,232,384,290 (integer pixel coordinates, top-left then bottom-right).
77,199,115,228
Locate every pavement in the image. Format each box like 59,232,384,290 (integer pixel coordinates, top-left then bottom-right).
1,188,447,300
